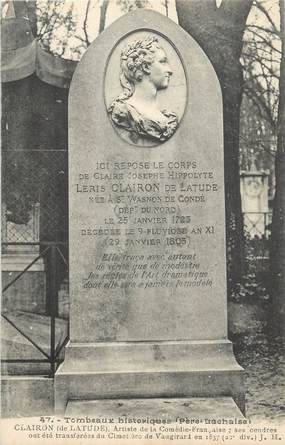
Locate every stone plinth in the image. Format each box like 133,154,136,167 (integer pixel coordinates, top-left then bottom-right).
66,397,244,419
55,10,244,414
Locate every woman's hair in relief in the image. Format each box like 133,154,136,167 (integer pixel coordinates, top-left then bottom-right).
119,35,161,99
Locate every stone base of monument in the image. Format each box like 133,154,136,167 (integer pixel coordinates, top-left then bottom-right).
65,397,244,419
54,339,244,415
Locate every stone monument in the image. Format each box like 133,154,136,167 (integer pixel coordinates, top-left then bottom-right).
55,10,244,414
240,167,270,238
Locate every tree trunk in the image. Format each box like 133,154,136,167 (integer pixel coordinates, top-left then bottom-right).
99,0,109,34
176,0,253,294
12,0,27,18
269,0,285,339
26,0,37,37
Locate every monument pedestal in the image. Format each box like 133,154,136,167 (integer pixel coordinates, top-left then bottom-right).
54,340,244,414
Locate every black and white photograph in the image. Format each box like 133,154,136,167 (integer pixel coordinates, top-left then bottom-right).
1,0,284,444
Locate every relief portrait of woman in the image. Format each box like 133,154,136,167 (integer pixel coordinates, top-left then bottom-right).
108,35,179,145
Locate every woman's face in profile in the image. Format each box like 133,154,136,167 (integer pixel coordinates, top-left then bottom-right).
148,48,173,91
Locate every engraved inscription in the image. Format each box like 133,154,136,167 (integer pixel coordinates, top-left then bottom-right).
77,159,218,290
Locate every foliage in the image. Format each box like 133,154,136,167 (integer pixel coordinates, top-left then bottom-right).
230,270,269,305
239,0,284,338
35,0,109,58
33,0,171,58
36,0,77,57
116,0,149,13
230,232,270,304
240,0,281,172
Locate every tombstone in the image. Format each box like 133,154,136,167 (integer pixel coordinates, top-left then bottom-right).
55,10,244,414
240,168,270,238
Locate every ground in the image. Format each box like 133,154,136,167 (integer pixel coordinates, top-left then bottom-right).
230,285,285,424
235,334,285,423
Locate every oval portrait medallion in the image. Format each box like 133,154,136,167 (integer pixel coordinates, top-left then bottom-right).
105,31,187,147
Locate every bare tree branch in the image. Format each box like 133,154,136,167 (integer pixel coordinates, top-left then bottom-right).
253,0,279,33
82,0,91,46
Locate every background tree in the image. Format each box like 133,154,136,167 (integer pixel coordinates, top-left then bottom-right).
99,0,109,34
176,0,253,294
269,0,285,338
237,0,284,337
240,0,280,188
35,0,110,58
116,0,149,13
36,0,77,57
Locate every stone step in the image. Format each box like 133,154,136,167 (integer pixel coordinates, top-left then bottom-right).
54,340,245,414
66,397,244,419
1,376,54,417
